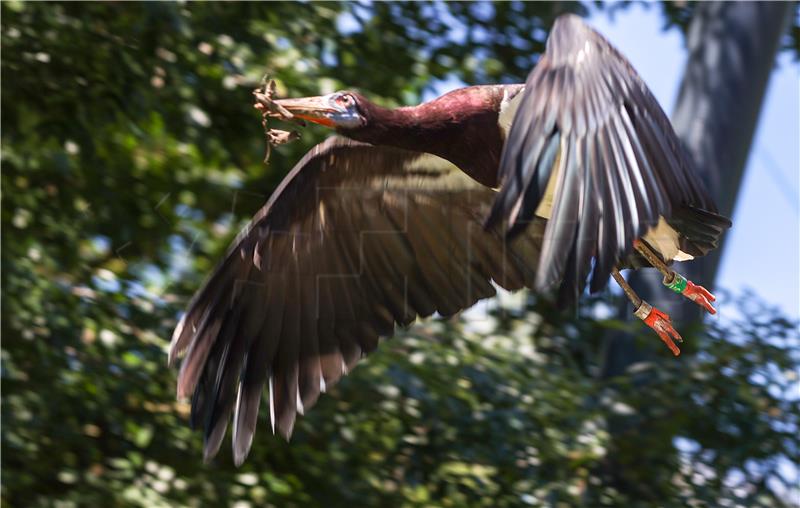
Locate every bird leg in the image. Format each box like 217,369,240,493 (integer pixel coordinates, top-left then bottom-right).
611,268,682,356
633,240,717,314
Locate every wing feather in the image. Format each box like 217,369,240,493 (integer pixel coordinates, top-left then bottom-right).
172,138,546,464
488,14,728,301
231,274,283,466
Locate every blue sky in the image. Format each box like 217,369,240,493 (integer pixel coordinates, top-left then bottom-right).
588,4,799,320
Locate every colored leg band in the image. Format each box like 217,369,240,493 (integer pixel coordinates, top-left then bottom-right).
634,301,653,321
663,273,687,294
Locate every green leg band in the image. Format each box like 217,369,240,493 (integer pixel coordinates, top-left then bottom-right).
663,273,687,294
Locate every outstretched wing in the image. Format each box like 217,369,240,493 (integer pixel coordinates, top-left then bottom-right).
487,14,719,305
170,137,545,465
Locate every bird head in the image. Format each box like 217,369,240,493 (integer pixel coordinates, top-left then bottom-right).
271,91,366,130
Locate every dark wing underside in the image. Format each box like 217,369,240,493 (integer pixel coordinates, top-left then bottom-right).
170,138,545,465
487,14,728,306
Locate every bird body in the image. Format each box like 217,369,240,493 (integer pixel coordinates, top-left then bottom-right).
172,14,730,464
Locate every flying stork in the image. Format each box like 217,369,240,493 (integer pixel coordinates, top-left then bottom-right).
169,14,731,464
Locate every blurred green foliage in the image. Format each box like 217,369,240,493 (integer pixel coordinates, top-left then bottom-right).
2,2,798,507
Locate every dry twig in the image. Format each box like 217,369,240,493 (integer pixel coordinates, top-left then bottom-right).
253,77,302,163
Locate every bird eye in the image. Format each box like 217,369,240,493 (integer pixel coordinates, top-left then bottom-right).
335,94,353,106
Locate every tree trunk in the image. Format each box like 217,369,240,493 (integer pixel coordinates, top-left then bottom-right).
599,5,793,496
601,0,794,378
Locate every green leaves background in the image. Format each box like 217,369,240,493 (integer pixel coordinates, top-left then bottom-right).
2,2,798,507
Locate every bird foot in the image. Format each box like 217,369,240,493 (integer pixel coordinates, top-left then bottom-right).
634,302,682,356
662,273,717,314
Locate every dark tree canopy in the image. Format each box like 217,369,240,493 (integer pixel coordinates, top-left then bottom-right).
2,2,798,507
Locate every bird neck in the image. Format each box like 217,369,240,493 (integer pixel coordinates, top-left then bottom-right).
342,87,517,187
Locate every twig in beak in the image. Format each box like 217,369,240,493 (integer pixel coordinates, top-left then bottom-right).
253,77,302,164
262,129,300,163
